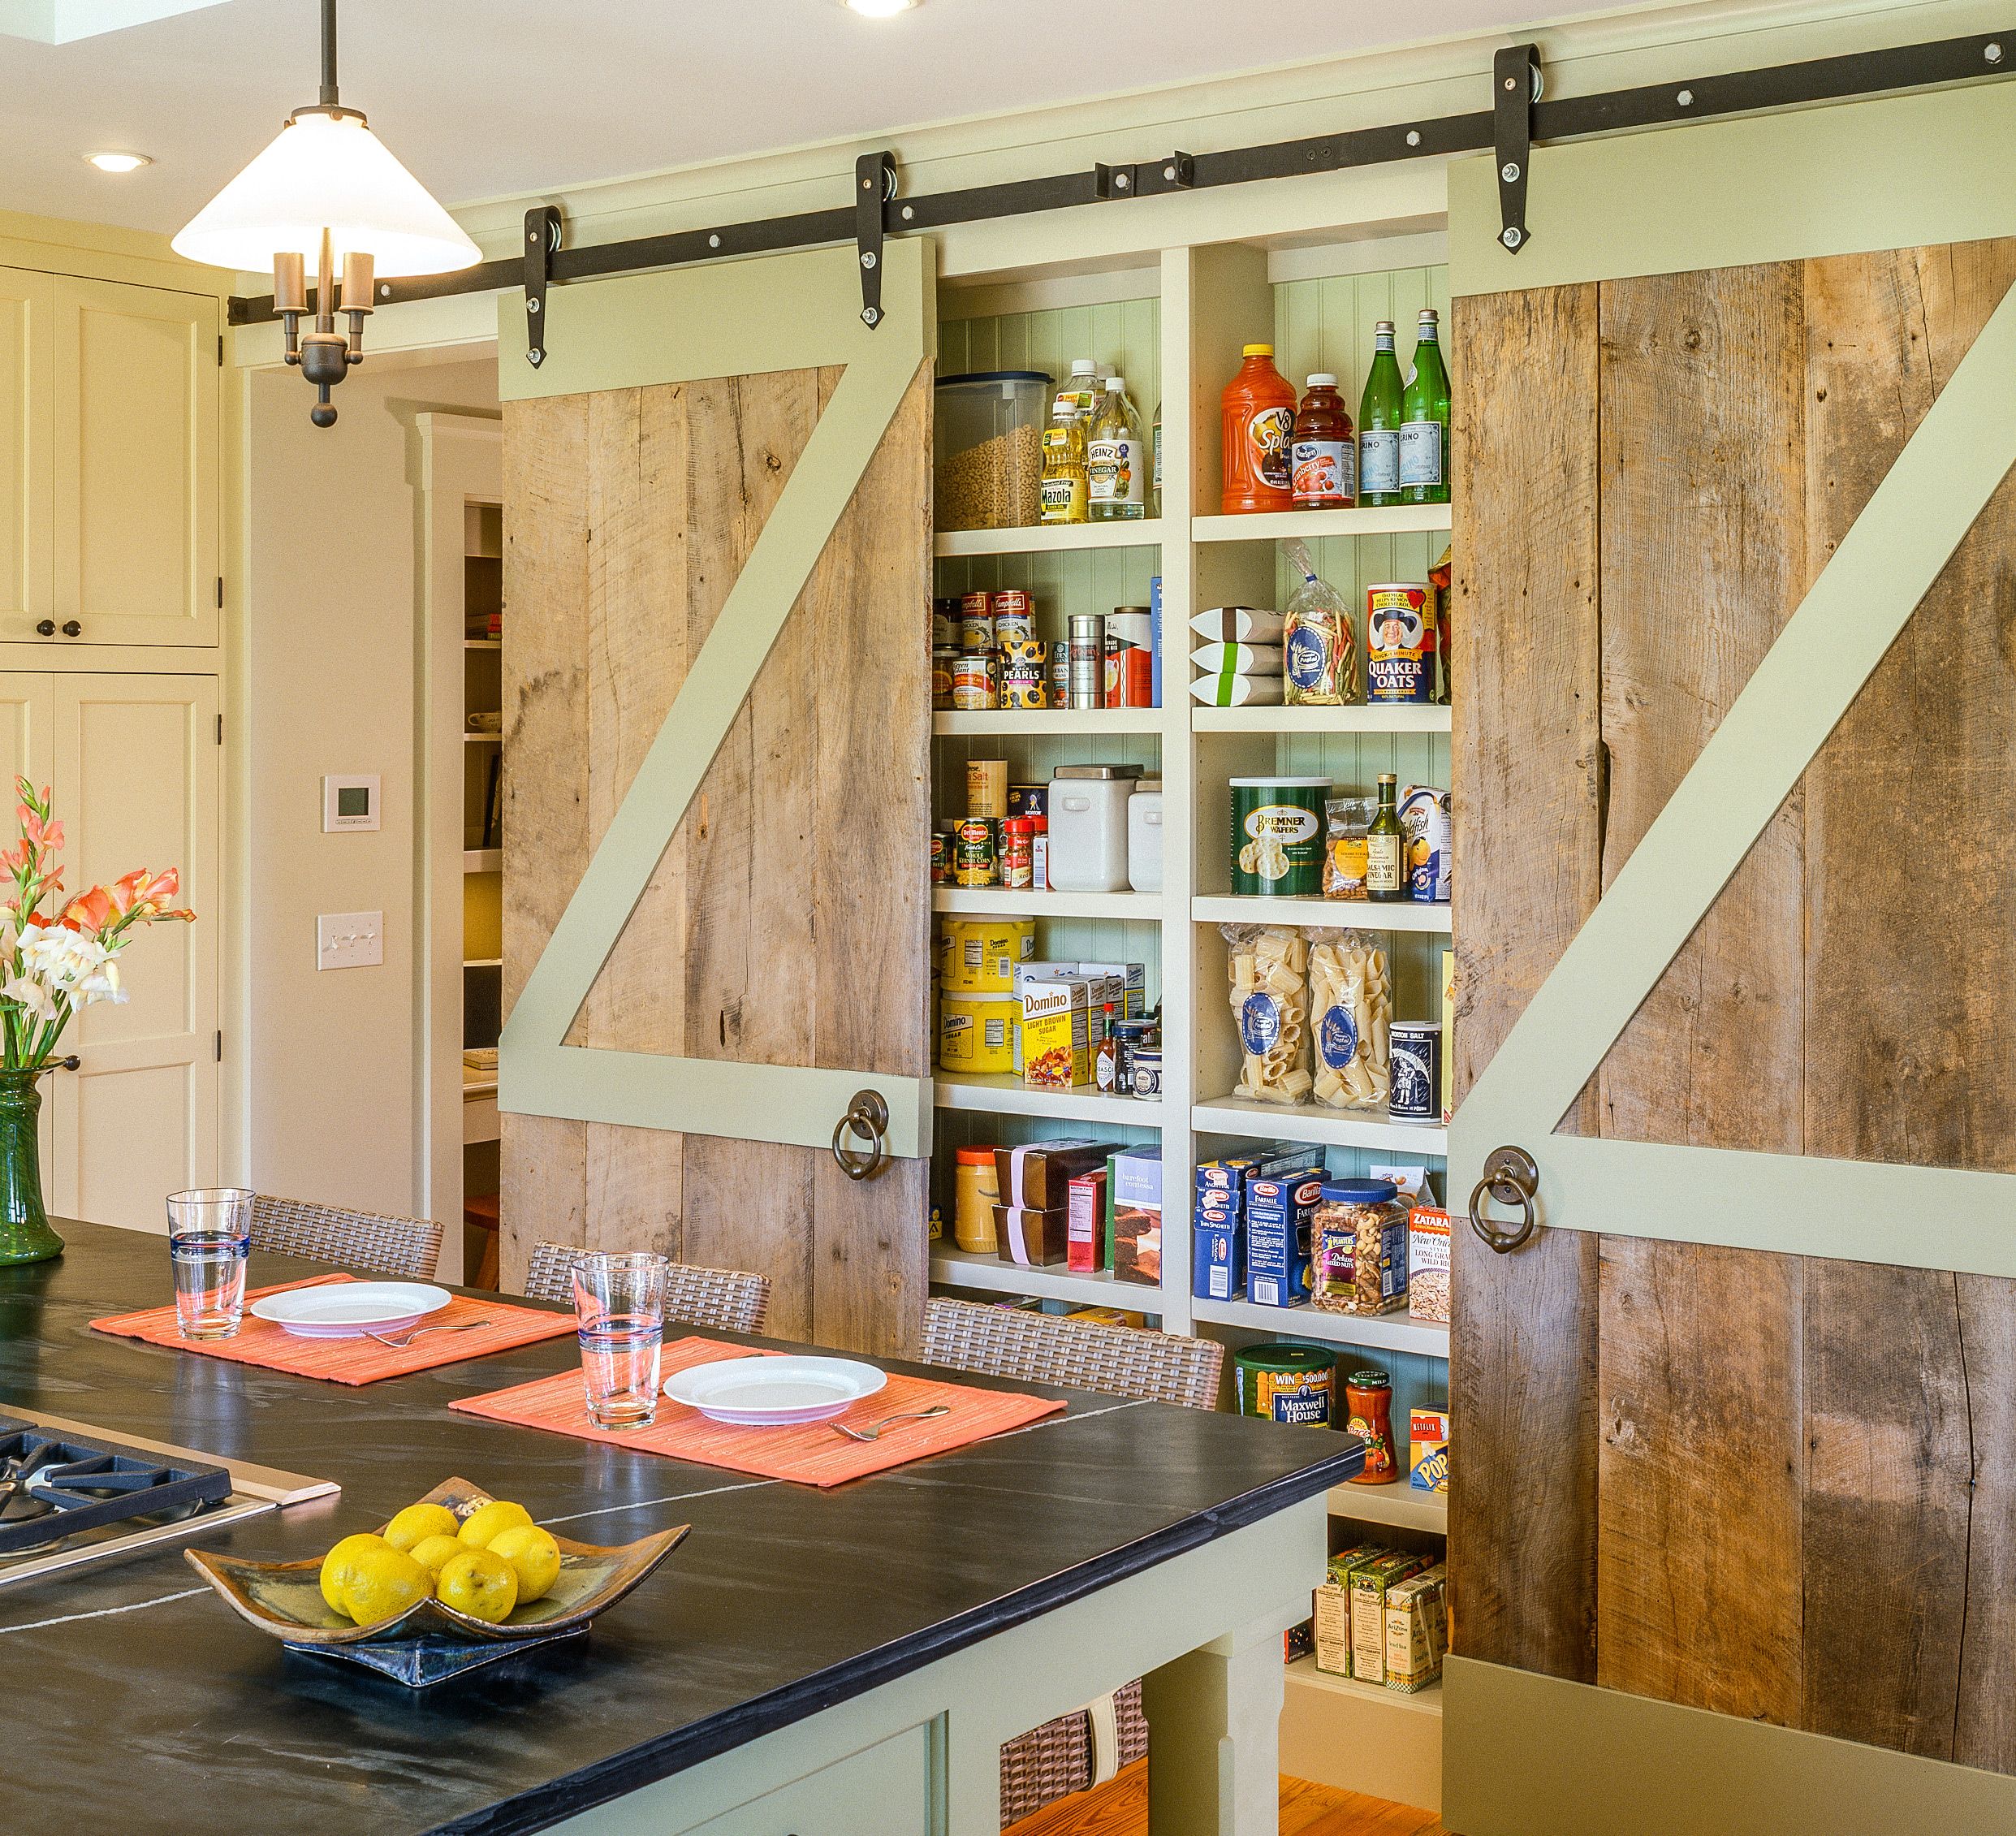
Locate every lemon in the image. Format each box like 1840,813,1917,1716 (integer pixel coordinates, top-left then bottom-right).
456,1498,534,1549
340,1544,434,1627
318,1532,390,1615
436,1547,519,1623
383,1501,460,1553
486,1523,562,1605
407,1533,464,1577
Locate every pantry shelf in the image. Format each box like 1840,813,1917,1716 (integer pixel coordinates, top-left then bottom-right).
936,1074,1160,1128
1193,1097,1448,1156
1284,1657,1443,1718
1280,1655,1444,1808
935,887,1162,919
1191,896,1451,934
1190,1296,1450,1359
463,848,502,873
933,708,1165,737
1192,505,1451,543
1325,1484,1449,1534
1191,704,1452,735
928,1243,1160,1313
933,520,1165,558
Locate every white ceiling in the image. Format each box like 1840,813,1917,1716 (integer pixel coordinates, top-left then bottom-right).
2,0,1625,235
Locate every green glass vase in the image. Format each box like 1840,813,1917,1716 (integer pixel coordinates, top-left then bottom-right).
0,1067,61,1265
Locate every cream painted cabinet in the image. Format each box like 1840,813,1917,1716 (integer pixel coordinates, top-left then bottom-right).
0,267,54,645
50,279,220,648
0,672,218,1231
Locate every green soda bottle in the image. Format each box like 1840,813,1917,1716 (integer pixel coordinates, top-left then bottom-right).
1400,308,1451,505
1358,322,1405,508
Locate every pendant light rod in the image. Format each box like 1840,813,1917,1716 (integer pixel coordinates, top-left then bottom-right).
320,0,339,109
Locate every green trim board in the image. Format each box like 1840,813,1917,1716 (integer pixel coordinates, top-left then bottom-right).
498,240,935,1160
1444,1656,2016,1835
1453,274,2016,1274
1449,77,2016,297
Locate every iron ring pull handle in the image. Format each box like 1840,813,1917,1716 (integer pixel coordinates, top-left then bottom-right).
1468,1144,1539,1253
831,1089,889,1182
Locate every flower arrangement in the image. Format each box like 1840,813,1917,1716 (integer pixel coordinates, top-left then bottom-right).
0,778,194,1069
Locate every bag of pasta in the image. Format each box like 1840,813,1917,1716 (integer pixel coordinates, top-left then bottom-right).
1222,923,1311,1105
1306,927,1391,1110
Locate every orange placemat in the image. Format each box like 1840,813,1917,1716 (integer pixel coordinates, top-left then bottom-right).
91,1275,577,1385
450,1335,1066,1487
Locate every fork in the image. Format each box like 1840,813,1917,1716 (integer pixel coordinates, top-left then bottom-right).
830,1404,952,1444
367,1320,487,1350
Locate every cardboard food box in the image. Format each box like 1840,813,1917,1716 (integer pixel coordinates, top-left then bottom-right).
1109,1147,1163,1287
1192,1216,1241,1300
1409,1407,1451,1493
1312,1544,1387,1677
1409,1207,1452,1325
1349,1552,1427,1686
1245,1174,1323,1308
1019,976,1092,1087
1067,1169,1107,1273
1384,1563,1447,1693
1076,960,1146,1020
993,1138,1116,1212
993,1203,1068,1267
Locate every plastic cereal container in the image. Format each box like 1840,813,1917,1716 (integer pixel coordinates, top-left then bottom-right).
935,372,1052,530
938,989,1018,1076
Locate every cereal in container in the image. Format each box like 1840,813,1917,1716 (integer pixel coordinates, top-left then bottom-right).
1221,923,1311,1105
1306,927,1390,1110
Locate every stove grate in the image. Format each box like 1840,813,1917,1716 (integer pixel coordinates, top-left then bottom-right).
0,1415,233,1554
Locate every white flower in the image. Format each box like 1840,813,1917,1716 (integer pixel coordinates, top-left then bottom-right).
0,974,56,1022
75,957,125,1006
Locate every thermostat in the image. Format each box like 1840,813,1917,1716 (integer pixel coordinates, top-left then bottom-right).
322,774,382,833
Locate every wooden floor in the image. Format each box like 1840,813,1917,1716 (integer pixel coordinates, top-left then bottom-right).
1010,1762,1448,1836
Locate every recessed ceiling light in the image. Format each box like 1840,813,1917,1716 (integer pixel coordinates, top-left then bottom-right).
84,151,153,174
843,0,917,16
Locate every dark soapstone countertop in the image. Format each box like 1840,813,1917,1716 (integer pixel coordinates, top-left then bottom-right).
0,1220,1362,1834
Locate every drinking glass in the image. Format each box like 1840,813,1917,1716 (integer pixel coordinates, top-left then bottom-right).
572,1252,667,1428
166,1187,254,1341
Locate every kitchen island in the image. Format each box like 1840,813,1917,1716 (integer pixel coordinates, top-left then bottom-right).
0,1221,1360,1834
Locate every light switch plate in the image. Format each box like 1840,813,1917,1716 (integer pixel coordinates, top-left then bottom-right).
317,911,383,971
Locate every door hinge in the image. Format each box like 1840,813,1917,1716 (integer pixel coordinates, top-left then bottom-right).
854,150,897,329
215,712,223,745
216,576,225,609
217,333,225,366
214,1030,222,1063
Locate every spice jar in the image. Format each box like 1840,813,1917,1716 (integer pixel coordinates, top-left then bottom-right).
953,1145,1001,1253
1310,1177,1410,1316
1343,1367,1397,1484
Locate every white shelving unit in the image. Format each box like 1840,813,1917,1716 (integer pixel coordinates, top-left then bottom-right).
934,519,1166,558
1192,703,1451,735
937,1072,1160,1129
929,1242,1163,1313
1324,1482,1448,1534
935,708,1163,737
1193,504,1450,543
1191,894,1451,934
1189,1296,1448,1359
1193,1097,1448,1156
935,887,1162,919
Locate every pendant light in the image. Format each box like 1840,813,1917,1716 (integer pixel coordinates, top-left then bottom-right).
172,0,480,426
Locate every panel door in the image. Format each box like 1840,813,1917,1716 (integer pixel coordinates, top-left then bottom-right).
0,269,53,643
0,674,57,1175
51,279,220,648
46,674,219,1229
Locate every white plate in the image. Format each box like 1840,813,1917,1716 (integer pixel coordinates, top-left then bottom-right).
663,1355,887,1426
249,1282,454,1339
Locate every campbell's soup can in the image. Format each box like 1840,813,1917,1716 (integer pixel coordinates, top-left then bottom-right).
1390,1021,1441,1121
991,588,1034,649
1366,583,1433,704
959,591,995,653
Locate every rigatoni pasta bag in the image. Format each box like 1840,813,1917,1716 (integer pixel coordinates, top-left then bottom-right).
1222,923,1311,1105
1306,928,1391,1110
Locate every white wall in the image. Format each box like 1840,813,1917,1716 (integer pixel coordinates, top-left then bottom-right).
244,353,497,1218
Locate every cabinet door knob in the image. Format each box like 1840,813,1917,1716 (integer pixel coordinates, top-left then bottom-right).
34,620,53,637
59,621,80,638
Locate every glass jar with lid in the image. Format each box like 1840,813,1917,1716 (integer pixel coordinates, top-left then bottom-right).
1309,1177,1410,1315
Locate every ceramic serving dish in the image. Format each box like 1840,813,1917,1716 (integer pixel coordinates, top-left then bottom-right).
184,1476,688,1685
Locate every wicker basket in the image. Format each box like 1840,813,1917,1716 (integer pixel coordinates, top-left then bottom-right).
999,1674,1149,1825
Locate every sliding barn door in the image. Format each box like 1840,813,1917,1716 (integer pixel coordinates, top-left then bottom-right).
497,240,934,1356
1446,240,2016,1829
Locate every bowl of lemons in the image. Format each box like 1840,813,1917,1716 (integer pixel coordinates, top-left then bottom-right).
184,1477,689,1685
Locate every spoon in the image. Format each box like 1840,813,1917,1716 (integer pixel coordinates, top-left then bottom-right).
830,1405,952,1444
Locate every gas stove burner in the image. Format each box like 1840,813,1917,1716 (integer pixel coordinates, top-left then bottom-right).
0,1417,233,1557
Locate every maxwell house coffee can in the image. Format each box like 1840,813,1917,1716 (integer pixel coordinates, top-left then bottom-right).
1366,583,1433,704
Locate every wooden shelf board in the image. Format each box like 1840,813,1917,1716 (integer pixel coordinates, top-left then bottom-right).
1325,1483,1448,1533
464,732,503,744
1191,895,1450,934
936,1074,1160,1127
1193,1097,1448,1156
1284,1656,1443,1717
1189,1295,1450,1359
928,1243,1163,1312
934,887,1161,919
464,638,501,650
933,708,1165,737
1193,505,1451,543
463,957,503,970
1190,704,1452,735
934,519,1164,558
463,849,502,873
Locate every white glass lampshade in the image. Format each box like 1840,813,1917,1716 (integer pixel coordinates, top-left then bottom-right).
171,110,481,278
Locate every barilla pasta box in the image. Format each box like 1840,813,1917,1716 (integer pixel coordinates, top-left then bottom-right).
1349,1552,1427,1686
1384,1564,1447,1693
1195,1143,1322,1194
1193,1216,1241,1300
1410,1407,1451,1493
1019,977,1091,1087
1313,1545,1387,1677
1245,1200,1315,1307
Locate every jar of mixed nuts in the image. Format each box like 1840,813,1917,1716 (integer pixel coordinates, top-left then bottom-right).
1309,1178,1410,1316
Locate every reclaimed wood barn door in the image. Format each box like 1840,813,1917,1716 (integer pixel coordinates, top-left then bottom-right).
1447,240,2016,1828
496,241,934,1357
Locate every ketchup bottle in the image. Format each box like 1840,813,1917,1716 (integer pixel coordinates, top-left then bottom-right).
1220,344,1297,515
1292,373,1356,510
